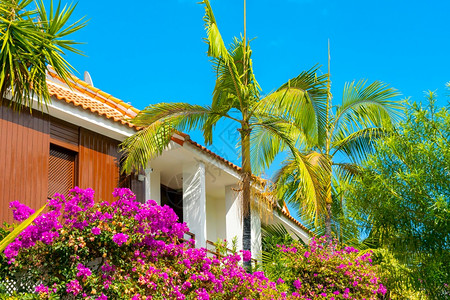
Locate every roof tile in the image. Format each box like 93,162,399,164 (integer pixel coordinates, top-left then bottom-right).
47,82,135,128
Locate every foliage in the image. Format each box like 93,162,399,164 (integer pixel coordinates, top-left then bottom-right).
347,94,450,299
262,236,388,299
370,249,427,299
0,187,288,299
0,0,86,110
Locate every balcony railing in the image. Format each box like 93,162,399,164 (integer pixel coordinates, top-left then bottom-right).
206,240,258,267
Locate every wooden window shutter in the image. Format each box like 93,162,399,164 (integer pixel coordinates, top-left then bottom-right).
48,144,77,198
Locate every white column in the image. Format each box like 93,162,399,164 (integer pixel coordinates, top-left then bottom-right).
251,208,262,258
183,161,207,248
145,167,160,205
225,184,243,251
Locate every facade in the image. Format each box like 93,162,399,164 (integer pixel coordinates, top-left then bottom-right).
0,70,311,255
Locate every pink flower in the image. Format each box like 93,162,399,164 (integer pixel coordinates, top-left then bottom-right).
293,279,302,289
196,288,210,300
66,279,81,296
277,278,285,284
9,201,34,222
377,284,387,295
242,250,252,262
35,284,49,294
76,263,92,278
112,233,129,246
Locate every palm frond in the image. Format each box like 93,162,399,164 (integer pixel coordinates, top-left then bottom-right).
122,103,216,173
249,115,306,174
332,127,389,162
333,80,402,134
333,162,362,183
274,151,329,226
120,121,174,174
133,102,215,130
0,203,47,253
208,37,261,122
255,65,329,146
200,0,230,63
0,0,85,110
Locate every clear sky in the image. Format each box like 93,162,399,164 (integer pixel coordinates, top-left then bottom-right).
65,0,450,169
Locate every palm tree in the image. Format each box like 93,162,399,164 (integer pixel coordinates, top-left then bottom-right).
253,49,403,239
0,0,86,110
120,0,328,270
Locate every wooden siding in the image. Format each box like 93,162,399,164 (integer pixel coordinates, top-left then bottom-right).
50,117,79,147
0,105,50,224
0,105,137,223
78,128,121,203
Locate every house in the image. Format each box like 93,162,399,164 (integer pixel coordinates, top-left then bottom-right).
0,69,311,256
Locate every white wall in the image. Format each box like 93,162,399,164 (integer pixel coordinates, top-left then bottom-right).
225,184,242,250
145,167,160,204
183,162,207,248
251,209,262,258
206,194,226,243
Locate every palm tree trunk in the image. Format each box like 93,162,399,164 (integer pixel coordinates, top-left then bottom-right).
324,166,333,243
240,125,252,272
325,203,332,242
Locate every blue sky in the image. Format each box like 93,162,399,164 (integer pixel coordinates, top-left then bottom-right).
65,0,450,170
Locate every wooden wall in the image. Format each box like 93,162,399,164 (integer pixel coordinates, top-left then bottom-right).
0,104,139,224
78,128,120,203
0,106,50,224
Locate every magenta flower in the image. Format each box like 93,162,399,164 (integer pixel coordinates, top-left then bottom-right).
91,227,101,235
196,288,210,300
9,201,34,222
293,279,302,289
66,279,81,296
304,251,311,258
76,263,92,278
242,250,251,262
112,233,129,246
378,284,387,295
35,284,49,294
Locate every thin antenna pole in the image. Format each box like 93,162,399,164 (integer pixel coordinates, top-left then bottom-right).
244,0,247,44
243,0,247,86
326,39,331,154
328,39,331,85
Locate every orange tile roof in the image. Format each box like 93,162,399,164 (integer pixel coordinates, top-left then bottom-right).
46,69,138,127
186,139,242,172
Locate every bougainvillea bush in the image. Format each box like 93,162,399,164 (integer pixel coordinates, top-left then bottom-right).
0,187,388,299
0,187,283,299
263,237,388,299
